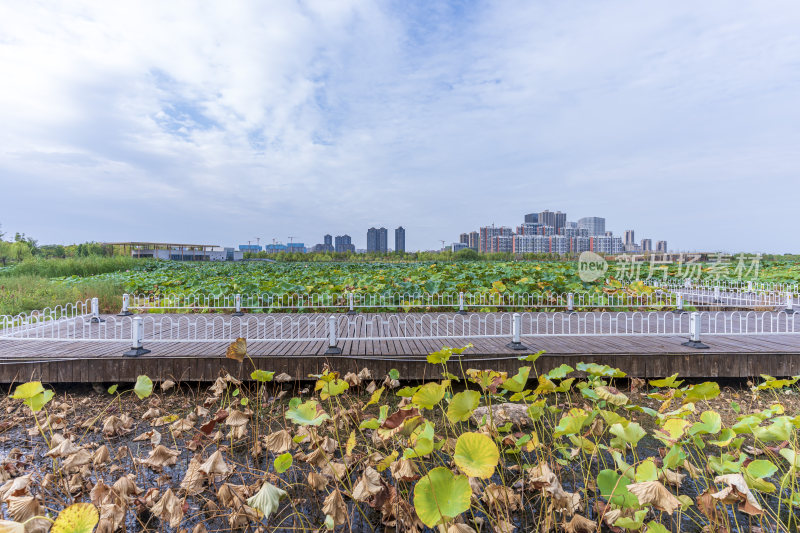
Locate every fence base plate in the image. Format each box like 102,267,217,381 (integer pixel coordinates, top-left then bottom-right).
672,309,687,315
325,346,342,355
123,347,151,357
456,310,468,315
784,309,796,315
681,340,709,349
89,317,106,323
232,312,244,317
346,310,357,316
506,341,528,351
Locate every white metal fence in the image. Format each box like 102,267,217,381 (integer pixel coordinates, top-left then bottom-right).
121,288,793,314
2,307,799,355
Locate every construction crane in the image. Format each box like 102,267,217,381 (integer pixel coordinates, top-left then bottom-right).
440,240,446,251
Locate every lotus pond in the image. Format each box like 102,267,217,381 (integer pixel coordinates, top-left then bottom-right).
1,347,800,532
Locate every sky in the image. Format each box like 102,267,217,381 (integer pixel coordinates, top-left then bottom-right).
1,1,799,253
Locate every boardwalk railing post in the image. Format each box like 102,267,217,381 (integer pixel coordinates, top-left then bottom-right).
347,293,357,316
89,297,105,323
684,278,692,289
124,317,151,357
713,286,720,304
674,293,686,314
747,281,753,293
785,292,795,315
457,292,467,315
117,293,133,317
325,316,342,354
681,311,709,349
506,313,528,351
567,293,576,314
233,294,244,317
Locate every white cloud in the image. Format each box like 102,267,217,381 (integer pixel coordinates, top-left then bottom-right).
1,1,799,252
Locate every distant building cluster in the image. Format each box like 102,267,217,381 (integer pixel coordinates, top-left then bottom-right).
453,209,668,255
309,234,355,253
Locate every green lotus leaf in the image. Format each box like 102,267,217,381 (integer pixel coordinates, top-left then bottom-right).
597,469,638,508
500,366,531,392
576,362,626,378
11,381,44,400
682,382,720,404
23,389,55,413
545,364,574,380
446,390,481,423
412,381,449,410
746,459,777,479
453,432,499,479
107,384,118,395
609,421,646,449
285,400,330,426
709,428,736,447
404,421,435,459
744,471,776,493
518,350,545,362
554,377,575,393
614,509,647,530
689,410,722,436
274,452,293,474
247,481,288,520
634,459,659,482
413,467,471,527
51,503,99,533
649,374,683,389
427,346,453,364
315,377,348,400
779,448,800,469
396,385,421,397
554,408,589,437
753,416,792,442
645,521,670,533
133,375,153,400
251,370,274,382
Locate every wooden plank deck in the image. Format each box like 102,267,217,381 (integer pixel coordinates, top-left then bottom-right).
1,312,799,383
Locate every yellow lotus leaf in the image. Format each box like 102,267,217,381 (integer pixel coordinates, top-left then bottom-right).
454,432,499,479
51,503,99,533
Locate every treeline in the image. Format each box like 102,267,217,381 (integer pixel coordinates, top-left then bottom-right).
0,224,120,267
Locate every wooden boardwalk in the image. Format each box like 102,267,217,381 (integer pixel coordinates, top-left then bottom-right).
1,312,799,383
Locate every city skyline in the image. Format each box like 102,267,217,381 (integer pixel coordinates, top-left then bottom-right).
1,2,799,253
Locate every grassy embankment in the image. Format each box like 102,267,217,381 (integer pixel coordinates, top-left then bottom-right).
0,256,138,316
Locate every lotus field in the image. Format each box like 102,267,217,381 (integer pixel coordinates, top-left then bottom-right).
52,259,799,303
2,345,799,532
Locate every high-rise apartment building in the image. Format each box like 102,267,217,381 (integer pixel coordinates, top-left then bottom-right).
641,239,652,252
656,240,668,253
334,235,354,253
624,230,635,246
590,236,624,254
459,233,469,245
367,227,388,252
539,210,567,232
324,234,332,247
468,231,479,250
524,213,539,224
395,226,406,253
479,226,512,253
577,217,606,236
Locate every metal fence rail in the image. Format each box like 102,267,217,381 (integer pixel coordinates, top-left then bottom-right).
644,279,799,296
123,289,791,314
0,299,91,335
3,311,799,356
